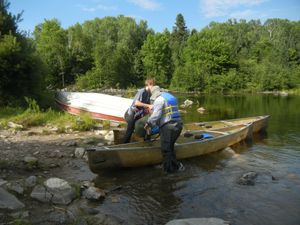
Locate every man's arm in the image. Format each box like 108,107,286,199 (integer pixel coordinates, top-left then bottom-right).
147,97,164,127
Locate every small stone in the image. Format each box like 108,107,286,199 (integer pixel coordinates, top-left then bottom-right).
25,176,37,188
74,148,85,158
104,131,114,142
61,140,77,147
238,172,258,185
110,121,120,128
97,142,104,147
82,187,105,201
7,122,23,129
197,107,206,113
24,156,38,164
33,151,40,155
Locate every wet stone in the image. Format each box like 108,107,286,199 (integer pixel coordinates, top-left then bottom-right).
82,186,105,201
238,172,258,185
0,187,25,210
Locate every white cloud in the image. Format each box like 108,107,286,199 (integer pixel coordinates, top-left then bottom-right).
201,0,267,18
229,9,267,18
128,0,161,10
78,3,117,12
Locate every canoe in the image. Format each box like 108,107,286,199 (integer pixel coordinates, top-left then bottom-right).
87,123,252,172
184,115,269,133
113,115,270,143
55,91,132,122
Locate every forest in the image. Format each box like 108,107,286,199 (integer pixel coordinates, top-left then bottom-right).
1,0,300,106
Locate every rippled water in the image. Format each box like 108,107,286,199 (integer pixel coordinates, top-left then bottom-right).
93,94,300,225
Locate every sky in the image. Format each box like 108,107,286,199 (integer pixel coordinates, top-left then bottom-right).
9,0,300,33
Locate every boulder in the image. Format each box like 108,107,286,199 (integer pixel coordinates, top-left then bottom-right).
0,187,24,210
82,186,105,201
165,218,230,225
44,178,76,205
31,178,76,205
30,185,52,203
238,172,258,185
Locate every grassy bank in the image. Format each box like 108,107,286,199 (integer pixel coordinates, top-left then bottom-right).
0,99,109,132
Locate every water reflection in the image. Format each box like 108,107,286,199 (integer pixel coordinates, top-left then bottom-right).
93,94,300,225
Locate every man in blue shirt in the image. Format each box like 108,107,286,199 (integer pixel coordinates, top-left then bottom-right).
123,79,154,143
144,86,184,173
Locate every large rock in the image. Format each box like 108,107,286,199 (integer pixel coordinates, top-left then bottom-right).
44,178,76,205
0,187,24,210
165,218,230,225
31,178,76,205
30,185,52,203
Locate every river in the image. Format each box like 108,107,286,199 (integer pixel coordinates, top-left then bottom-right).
93,94,300,225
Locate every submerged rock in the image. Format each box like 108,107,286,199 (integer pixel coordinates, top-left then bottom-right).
165,218,230,225
238,172,258,185
82,186,105,201
0,187,25,210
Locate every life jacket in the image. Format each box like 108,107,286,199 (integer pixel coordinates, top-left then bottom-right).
161,92,181,121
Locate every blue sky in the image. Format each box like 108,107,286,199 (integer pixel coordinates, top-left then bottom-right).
9,0,300,33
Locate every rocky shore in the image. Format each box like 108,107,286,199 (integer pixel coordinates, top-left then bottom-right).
0,125,124,225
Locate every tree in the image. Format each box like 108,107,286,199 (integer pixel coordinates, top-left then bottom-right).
0,0,44,105
34,19,69,88
141,33,173,87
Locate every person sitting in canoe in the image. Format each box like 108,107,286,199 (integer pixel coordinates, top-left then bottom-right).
144,86,184,173
123,78,155,143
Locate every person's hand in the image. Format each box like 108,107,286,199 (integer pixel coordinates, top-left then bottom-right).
148,104,154,111
144,122,150,130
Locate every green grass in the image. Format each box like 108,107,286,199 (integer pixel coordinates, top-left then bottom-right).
0,98,103,132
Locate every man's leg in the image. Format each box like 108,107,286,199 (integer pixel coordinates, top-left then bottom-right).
160,123,180,173
123,113,136,143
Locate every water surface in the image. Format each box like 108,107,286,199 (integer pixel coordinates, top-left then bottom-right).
94,94,300,225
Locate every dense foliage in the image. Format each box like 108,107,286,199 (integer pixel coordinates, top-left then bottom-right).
1,0,299,106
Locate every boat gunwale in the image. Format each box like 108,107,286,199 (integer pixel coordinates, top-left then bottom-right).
86,123,251,152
